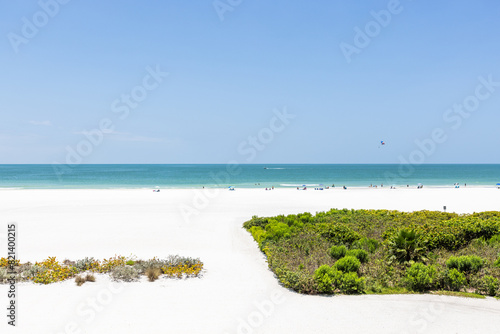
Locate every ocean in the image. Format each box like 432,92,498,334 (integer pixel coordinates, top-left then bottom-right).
0,164,499,189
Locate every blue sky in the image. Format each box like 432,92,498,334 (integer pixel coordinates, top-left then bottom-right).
1,0,499,164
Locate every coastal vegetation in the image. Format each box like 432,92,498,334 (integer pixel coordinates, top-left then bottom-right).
244,209,500,297
0,255,203,285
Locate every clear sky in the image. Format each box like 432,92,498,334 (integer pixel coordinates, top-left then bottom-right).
1,0,499,164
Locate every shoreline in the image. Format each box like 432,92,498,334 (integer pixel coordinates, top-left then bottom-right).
1,184,499,191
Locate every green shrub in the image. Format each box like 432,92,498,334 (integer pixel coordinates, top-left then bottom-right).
340,272,365,294
352,237,379,253
125,260,135,266
446,255,484,273
494,256,500,268
366,280,383,293
317,223,361,244
346,249,369,263
445,269,466,291
334,256,361,273
329,245,347,259
278,268,317,294
477,275,499,296
265,221,291,242
423,217,500,250
314,265,338,294
489,234,500,247
470,237,488,247
249,226,266,246
110,265,140,282
405,263,436,292
388,229,427,264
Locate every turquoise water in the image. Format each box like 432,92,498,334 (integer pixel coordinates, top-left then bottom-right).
0,164,499,189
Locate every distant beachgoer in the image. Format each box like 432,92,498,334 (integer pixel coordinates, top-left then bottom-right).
407,185,409,187
343,186,347,190
381,184,383,187
465,183,466,187
332,184,335,188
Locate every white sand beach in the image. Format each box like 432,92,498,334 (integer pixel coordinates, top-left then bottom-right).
1,187,500,334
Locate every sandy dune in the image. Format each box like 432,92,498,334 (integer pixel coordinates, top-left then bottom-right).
1,187,500,333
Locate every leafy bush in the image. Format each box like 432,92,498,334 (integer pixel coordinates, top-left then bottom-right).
125,260,135,266
110,265,140,282
0,257,20,268
264,221,291,242
75,257,100,272
423,217,500,250
29,257,78,284
405,263,436,292
489,234,500,247
352,237,379,253
249,226,266,247
445,269,466,291
477,275,499,296
340,272,365,294
23,264,43,279
446,255,484,273
314,265,336,294
329,245,347,259
334,256,361,273
317,223,361,244
97,256,126,273
494,256,500,268
276,267,317,294
162,263,203,278
388,229,427,264
346,249,369,263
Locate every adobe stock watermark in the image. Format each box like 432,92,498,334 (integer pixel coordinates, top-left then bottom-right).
7,0,72,54
179,107,295,223
51,65,168,179
6,223,18,327
53,281,125,334
385,74,499,184
339,0,406,64
401,295,448,334
224,289,286,334
213,0,243,22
